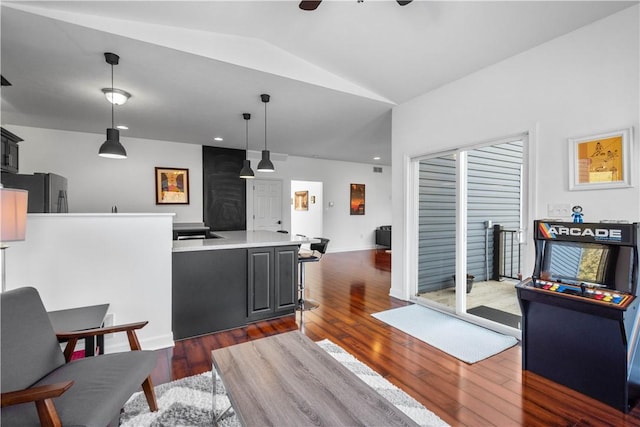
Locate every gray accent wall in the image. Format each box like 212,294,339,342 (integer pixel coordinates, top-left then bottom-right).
418,141,523,293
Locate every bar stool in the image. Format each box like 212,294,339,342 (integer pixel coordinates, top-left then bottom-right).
298,237,330,311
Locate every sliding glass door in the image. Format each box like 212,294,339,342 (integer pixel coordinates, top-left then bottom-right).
415,136,526,330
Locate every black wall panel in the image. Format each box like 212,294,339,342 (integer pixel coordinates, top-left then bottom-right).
203,146,246,230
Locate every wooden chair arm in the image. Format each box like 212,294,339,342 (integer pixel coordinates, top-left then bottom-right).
2,381,73,427
1,381,73,407
58,321,149,362
55,320,148,340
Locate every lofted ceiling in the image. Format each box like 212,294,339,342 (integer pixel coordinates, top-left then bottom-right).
1,1,635,165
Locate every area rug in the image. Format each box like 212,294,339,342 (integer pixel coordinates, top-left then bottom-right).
372,304,518,364
120,339,449,427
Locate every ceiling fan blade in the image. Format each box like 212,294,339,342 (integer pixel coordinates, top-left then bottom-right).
396,0,413,5
300,1,322,11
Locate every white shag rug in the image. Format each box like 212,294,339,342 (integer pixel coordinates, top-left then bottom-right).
120,339,449,427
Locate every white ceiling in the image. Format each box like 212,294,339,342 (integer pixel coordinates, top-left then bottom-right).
1,1,635,165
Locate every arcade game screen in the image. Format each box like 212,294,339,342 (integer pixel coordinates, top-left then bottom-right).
540,240,633,294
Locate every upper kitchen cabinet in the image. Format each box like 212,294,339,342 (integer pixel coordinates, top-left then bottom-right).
1,127,22,174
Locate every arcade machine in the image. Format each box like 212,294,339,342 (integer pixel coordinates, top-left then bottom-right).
517,220,640,412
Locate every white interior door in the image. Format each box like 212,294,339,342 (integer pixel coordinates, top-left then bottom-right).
253,179,283,231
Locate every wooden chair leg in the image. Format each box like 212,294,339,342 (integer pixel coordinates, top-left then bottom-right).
126,330,157,411
141,376,158,412
126,330,142,351
62,337,79,363
35,399,62,427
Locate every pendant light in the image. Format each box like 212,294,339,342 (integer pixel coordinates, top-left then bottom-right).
239,113,255,179
99,52,127,159
257,93,275,172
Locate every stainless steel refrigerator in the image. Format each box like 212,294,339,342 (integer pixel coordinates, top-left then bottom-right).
1,172,68,213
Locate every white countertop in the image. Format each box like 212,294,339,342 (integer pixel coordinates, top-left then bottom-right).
172,230,313,252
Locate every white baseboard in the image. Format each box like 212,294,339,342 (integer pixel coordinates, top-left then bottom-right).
105,333,175,354
389,287,408,301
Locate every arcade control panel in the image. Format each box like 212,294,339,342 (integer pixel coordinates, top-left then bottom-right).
518,278,634,309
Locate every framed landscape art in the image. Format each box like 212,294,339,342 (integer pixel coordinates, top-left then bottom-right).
350,183,365,215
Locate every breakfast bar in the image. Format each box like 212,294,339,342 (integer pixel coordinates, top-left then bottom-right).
172,231,310,340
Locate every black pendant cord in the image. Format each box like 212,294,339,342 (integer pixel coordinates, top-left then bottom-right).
264,101,267,150
110,63,115,128
246,119,249,151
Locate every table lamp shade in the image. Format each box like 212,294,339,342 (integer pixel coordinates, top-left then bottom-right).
0,188,28,242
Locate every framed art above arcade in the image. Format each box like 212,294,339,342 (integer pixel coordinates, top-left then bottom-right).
568,128,633,191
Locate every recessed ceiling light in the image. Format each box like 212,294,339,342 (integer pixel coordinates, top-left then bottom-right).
214,137,223,141
116,125,129,130
373,156,381,160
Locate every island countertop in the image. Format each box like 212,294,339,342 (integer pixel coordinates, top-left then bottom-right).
172,230,312,252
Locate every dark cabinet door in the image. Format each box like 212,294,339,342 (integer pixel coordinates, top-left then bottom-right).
247,248,274,318
247,245,298,321
1,128,21,173
275,246,298,311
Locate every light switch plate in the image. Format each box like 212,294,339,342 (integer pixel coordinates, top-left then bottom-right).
547,204,571,217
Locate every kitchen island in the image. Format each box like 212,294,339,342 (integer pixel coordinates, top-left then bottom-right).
172,231,309,340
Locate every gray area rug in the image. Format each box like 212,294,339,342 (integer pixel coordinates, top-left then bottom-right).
373,304,518,364
120,339,448,427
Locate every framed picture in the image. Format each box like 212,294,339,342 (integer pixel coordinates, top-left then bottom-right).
568,128,633,191
294,191,308,211
350,183,365,215
155,167,190,204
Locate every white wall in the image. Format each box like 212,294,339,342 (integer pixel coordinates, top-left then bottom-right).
4,214,174,352
291,180,323,239
246,152,392,252
6,125,392,253
8,126,203,222
391,6,640,300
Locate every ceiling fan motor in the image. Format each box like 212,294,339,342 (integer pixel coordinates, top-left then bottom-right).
300,0,413,11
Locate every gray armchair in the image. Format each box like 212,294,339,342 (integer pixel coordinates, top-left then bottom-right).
1,287,158,426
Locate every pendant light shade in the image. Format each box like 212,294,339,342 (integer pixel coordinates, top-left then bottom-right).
240,159,254,179
257,93,275,172
99,52,127,159
258,150,274,172
240,113,255,179
99,128,127,159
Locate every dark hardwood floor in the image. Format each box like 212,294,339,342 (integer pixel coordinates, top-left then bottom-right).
153,250,640,426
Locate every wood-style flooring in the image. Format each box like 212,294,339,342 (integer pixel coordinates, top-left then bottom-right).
152,250,640,426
